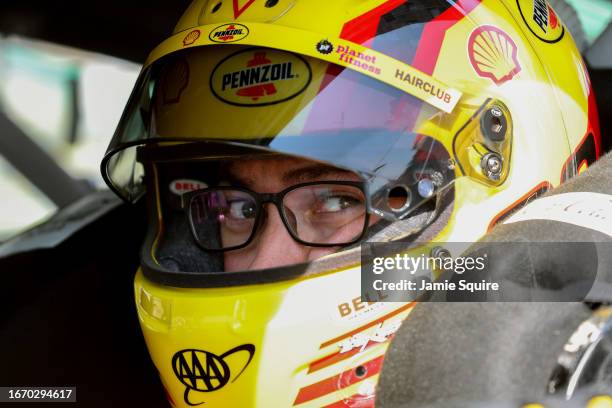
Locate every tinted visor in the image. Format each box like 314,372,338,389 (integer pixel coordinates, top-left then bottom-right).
103,45,456,220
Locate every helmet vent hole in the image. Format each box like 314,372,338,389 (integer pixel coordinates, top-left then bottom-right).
387,186,412,213
265,0,279,7
355,365,367,377
211,2,222,13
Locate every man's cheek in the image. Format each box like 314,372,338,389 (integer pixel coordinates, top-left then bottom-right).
327,216,370,243
223,247,255,272
307,246,341,262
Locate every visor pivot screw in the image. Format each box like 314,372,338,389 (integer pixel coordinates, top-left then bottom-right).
417,179,436,199
481,152,503,181
430,246,451,260
481,105,508,142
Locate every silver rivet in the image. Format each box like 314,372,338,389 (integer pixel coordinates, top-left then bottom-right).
481,153,503,181
418,179,435,198
487,157,501,173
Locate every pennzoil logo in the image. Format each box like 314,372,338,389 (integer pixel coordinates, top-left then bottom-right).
210,48,312,107
517,0,564,43
172,345,255,406
468,25,521,86
209,24,249,43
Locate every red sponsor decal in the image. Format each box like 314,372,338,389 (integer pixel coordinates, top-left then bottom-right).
236,52,278,100
232,0,256,19
323,393,375,408
220,24,236,41
293,356,384,406
468,25,521,85
219,24,237,41
183,30,201,46
169,179,207,195
548,5,559,29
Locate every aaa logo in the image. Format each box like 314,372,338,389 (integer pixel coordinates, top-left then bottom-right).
172,344,255,406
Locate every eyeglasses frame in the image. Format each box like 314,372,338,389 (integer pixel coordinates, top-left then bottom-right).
181,180,371,252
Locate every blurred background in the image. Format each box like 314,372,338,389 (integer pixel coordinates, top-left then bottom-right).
0,0,190,241
0,0,610,241
0,39,138,239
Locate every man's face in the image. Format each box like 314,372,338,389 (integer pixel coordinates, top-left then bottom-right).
222,157,365,272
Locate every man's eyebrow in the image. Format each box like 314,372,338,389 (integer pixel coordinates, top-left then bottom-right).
223,163,359,187
281,164,357,183
224,169,252,187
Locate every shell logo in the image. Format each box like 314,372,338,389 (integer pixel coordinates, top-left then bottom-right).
183,30,201,47
210,48,312,107
159,58,190,105
517,0,565,43
468,25,521,86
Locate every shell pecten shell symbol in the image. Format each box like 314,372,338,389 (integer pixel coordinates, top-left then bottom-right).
183,30,201,47
468,25,521,86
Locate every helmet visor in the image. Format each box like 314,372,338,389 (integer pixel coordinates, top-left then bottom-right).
103,45,456,220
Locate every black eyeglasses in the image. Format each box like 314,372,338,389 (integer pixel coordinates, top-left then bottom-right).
181,181,370,251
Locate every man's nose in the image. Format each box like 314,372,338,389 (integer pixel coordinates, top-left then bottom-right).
247,204,310,269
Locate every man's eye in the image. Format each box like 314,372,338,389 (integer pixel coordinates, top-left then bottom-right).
228,200,257,219
316,195,363,213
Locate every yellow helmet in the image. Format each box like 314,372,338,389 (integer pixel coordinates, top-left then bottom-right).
101,0,600,406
